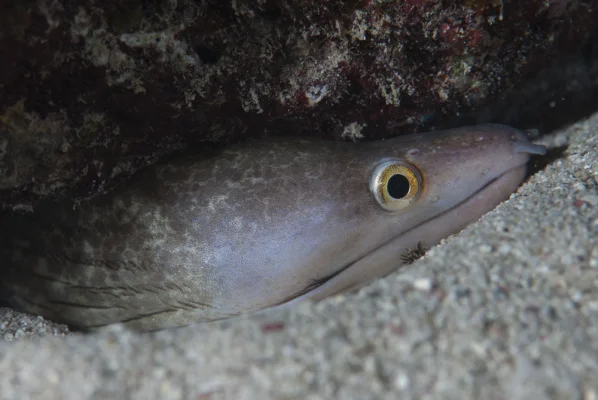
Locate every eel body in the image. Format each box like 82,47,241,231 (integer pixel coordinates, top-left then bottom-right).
0,124,546,330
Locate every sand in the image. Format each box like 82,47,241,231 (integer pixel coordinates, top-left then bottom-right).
1,112,597,400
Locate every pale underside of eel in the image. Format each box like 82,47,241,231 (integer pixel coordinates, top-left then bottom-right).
0,124,546,331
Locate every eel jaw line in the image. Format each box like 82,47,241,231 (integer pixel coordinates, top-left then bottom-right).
274,162,530,308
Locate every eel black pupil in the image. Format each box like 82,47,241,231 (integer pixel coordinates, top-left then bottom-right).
387,174,410,199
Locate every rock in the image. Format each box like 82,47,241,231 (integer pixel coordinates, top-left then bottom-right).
0,0,597,207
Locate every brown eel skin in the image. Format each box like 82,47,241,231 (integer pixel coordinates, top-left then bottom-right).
0,124,546,331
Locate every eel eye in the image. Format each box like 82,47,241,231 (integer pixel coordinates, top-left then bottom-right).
370,161,422,211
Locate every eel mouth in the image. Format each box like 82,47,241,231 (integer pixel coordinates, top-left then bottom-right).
275,163,530,306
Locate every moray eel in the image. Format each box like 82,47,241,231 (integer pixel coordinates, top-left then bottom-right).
0,124,546,331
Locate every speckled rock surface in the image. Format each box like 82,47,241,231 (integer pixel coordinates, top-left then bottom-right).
1,0,597,208
0,108,596,399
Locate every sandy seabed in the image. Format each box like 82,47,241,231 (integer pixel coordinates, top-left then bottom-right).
1,112,597,400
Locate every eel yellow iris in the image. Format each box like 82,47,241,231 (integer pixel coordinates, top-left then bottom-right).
370,161,422,211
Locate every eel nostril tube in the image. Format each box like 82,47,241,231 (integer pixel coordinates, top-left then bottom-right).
514,142,547,155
